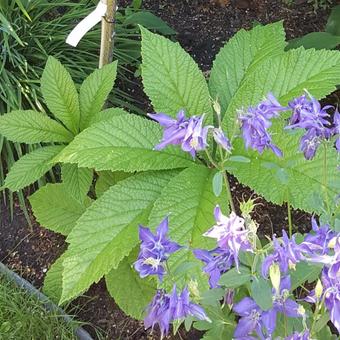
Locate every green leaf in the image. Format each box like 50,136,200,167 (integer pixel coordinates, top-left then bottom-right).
228,128,340,214
29,184,91,236
290,262,322,290
41,56,80,134
251,277,273,311
212,171,223,197
149,165,229,291
79,61,118,130
125,12,176,35
43,253,66,304
4,146,64,191
59,170,178,304
106,248,156,320
326,5,340,36
61,164,93,202
54,114,194,172
95,171,131,198
223,47,340,135
209,22,286,114
287,32,340,50
219,267,251,288
0,110,73,144
89,108,128,126
140,26,212,117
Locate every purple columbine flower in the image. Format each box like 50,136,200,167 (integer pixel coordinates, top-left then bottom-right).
181,115,209,157
144,289,173,337
238,93,283,157
333,108,340,153
144,285,209,337
285,330,311,340
170,286,210,322
288,94,313,125
213,128,232,152
134,217,181,280
233,297,273,339
148,110,189,150
203,206,252,270
286,92,333,160
262,231,306,278
302,218,337,256
193,247,234,288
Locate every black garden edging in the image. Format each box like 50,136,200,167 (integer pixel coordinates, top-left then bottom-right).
0,261,93,340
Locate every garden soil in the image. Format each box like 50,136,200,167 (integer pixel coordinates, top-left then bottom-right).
0,0,337,339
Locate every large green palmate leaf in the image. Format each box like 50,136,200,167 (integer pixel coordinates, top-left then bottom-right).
4,146,64,191
223,47,340,135
209,22,286,114
228,125,340,214
59,170,179,304
61,164,93,203
29,183,92,236
54,114,194,172
95,171,131,198
106,248,156,320
0,110,73,144
79,61,118,130
41,56,80,134
89,108,128,126
148,165,229,291
140,26,212,117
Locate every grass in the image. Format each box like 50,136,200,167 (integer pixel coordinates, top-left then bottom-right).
0,274,81,340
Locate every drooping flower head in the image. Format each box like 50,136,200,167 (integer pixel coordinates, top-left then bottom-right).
144,285,209,337
333,108,340,153
238,93,284,157
262,231,306,278
134,217,181,280
286,92,333,160
203,206,252,269
193,247,234,288
302,217,337,256
213,128,232,152
181,115,209,157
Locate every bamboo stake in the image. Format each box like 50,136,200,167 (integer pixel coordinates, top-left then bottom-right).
99,0,116,68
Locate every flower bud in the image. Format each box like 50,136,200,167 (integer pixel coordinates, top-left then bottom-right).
315,279,323,299
328,236,336,249
240,198,256,218
213,99,221,116
269,263,281,294
297,305,306,316
188,279,200,300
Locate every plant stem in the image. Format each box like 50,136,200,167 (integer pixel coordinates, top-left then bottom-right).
99,0,116,68
287,200,293,238
322,143,330,214
310,300,320,336
222,171,235,212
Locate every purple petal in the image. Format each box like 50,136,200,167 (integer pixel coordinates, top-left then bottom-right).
233,297,258,316
234,316,258,338
261,309,277,335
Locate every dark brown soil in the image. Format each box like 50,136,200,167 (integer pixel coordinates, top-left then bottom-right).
0,0,337,339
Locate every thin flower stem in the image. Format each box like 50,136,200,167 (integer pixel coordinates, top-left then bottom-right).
222,171,236,213
323,143,330,214
287,200,293,238
205,150,219,169
310,300,320,336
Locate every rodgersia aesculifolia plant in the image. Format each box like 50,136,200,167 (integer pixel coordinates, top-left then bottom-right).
0,21,340,339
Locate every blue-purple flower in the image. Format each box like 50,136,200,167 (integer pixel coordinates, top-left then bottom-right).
134,217,181,280
238,93,284,157
144,285,209,337
262,231,306,278
148,110,210,157
193,247,234,288
181,115,209,157
203,206,252,269
233,297,273,339
148,110,189,150
213,128,232,152
286,92,333,160
333,108,340,153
